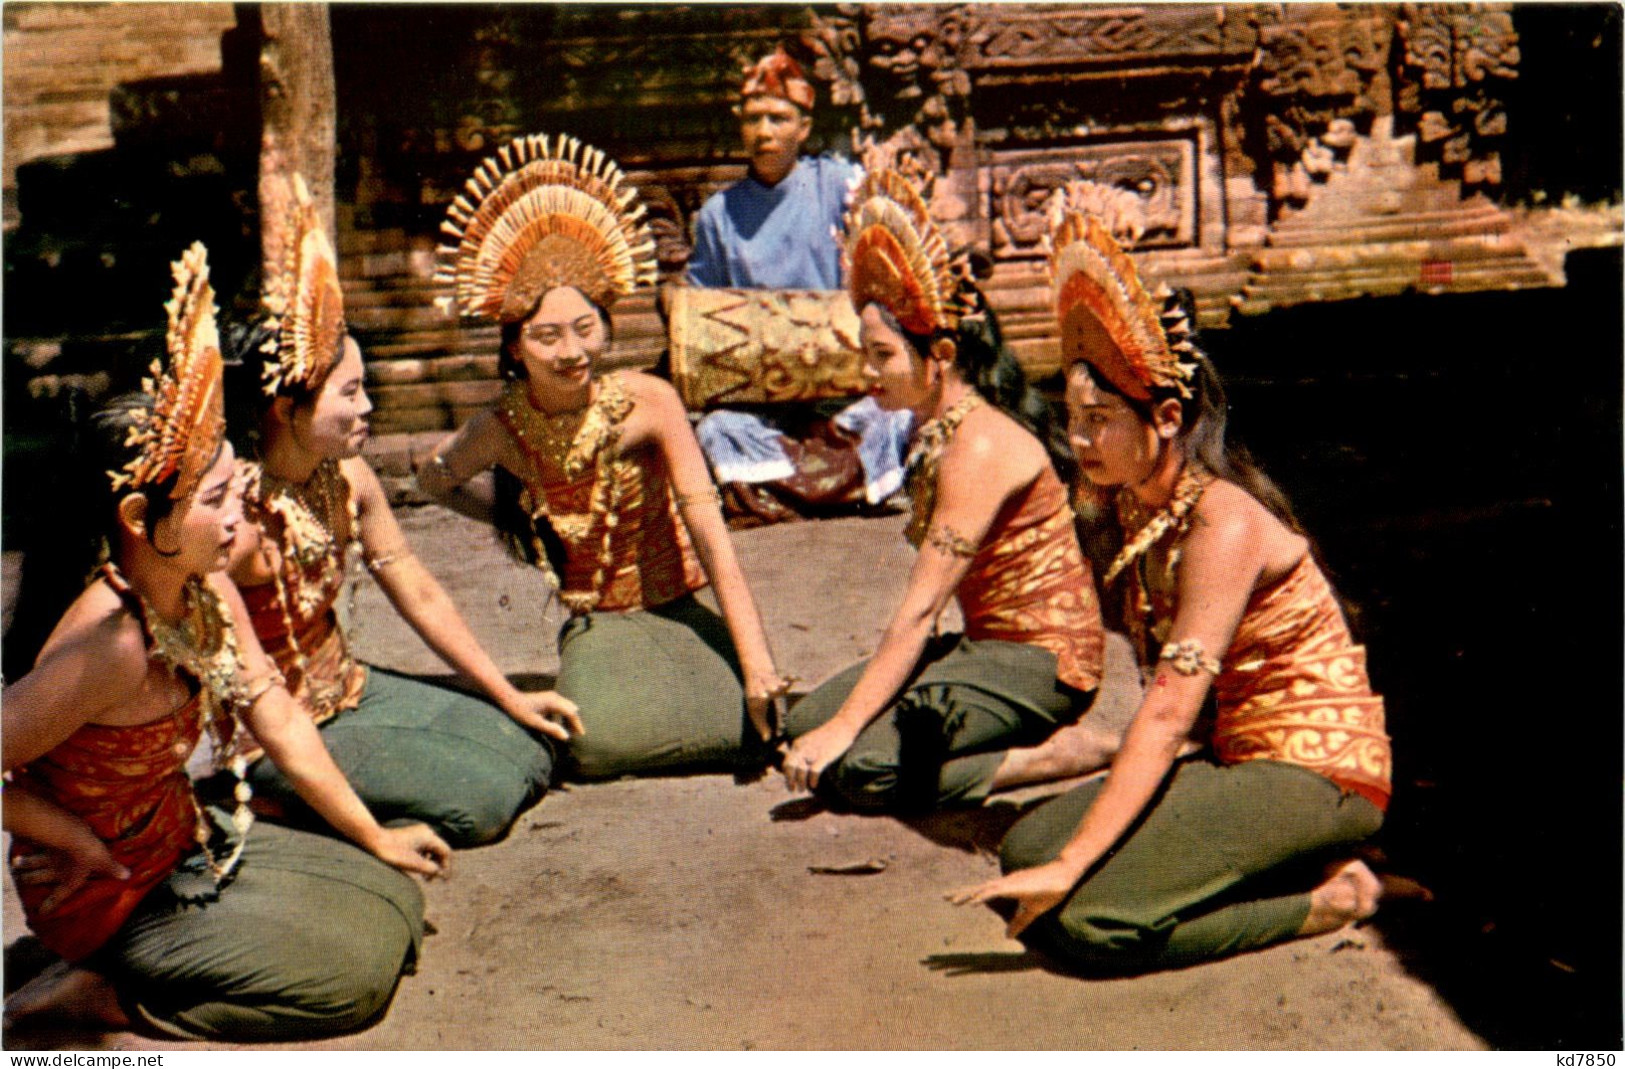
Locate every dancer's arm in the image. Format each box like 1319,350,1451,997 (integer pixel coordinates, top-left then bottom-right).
346,458,582,741
780,416,1019,792
3,784,129,916
418,409,507,525
209,575,452,876
948,490,1267,936
633,374,786,741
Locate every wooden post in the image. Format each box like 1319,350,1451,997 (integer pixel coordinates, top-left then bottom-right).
258,3,336,273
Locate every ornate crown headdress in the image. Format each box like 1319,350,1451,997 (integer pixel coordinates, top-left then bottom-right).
1046,183,1197,400
260,174,346,397
110,242,227,500
436,134,659,323
843,167,974,336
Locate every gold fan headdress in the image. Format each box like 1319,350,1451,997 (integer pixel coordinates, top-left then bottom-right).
261,174,346,396
436,134,658,323
1047,186,1196,401
110,242,227,502
842,168,971,337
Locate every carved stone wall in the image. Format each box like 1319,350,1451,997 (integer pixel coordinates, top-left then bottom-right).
3,3,1618,435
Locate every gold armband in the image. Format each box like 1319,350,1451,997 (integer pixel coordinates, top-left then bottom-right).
1159,639,1222,677
674,486,722,509
926,523,978,559
364,554,400,573
235,667,286,709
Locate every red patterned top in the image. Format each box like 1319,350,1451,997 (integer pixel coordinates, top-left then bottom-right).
497,375,706,614
918,466,1104,693
1210,556,1393,810
11,571,225,961
235,460,368,753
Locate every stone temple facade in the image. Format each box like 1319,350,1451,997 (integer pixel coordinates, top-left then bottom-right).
4,3,1620,435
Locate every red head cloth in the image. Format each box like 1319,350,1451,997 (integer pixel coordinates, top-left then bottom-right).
741,47,815,112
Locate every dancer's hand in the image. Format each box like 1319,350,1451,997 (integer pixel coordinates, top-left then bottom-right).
779,719,860,793
369,824,452,878
946,860,1083,939
9,838,130,917
743,668,792,743
506,690,584,742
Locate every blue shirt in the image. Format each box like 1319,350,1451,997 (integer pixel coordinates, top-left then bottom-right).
686,154,857,290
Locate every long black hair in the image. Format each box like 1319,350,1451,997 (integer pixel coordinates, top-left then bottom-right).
2,388,209,680
488,288,615,575
869,288,1076,485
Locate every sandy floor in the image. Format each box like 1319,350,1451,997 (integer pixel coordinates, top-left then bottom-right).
2,509,1485,1050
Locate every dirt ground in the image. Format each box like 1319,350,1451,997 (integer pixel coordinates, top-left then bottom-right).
2,508,1486,1050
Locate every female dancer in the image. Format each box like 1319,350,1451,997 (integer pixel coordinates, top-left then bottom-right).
951,202,1396,973
4,245,449,1039
779,169,1112,812
226,177,579,848
419,135,787,779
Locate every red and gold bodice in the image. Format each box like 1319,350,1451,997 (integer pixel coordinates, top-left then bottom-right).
12,568,238,961
1120,480,1393,810
905,394,1104,693
496,373,706,615
918,467,1104,692
236,459,367,739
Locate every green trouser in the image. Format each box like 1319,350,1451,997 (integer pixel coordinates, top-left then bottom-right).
555,594,763,780
248,667,556,848
999,758,1384,975
100,811,423,1042
785,635,1091,812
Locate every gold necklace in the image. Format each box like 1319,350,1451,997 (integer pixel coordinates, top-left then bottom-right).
903,390,985,547
500,374,635,615
109,565,256,884
1106,464,1213,666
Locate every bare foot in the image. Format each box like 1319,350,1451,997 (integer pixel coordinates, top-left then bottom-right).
4,962,129,1033
990,720,1123,791
1299,858,1383,936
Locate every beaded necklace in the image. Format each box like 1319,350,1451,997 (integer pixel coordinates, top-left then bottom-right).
245,458,361,715
498,373,635,616
902,390,985,548
1106,463,1214,664
103,564,256,885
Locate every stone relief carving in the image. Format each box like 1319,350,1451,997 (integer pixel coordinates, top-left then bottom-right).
1395,4,1519,189
991,140,1194,257
959,6,1228,66
1245,11,1391,211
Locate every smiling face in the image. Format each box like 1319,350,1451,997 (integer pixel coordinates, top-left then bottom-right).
147,439,243,576
1064,362,1167,490
291,336,372,460
858,303,936,415
740,95,809,187
513,287,607,404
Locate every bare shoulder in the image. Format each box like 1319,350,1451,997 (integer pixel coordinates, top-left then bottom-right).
943,401,1046,486
1190,478,1305,572
949,399,1040,471
339,454,388,504
616,369,682,413
33,583,149,700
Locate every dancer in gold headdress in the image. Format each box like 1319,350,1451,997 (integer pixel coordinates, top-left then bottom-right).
420,135,787,779
778,170,1110,812
226,176,577,847
4,244,448,1039
949,191,1404,974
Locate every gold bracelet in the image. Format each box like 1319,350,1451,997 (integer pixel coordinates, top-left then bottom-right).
1159,639,1223,677
364,554,400,573
926,523,978,559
